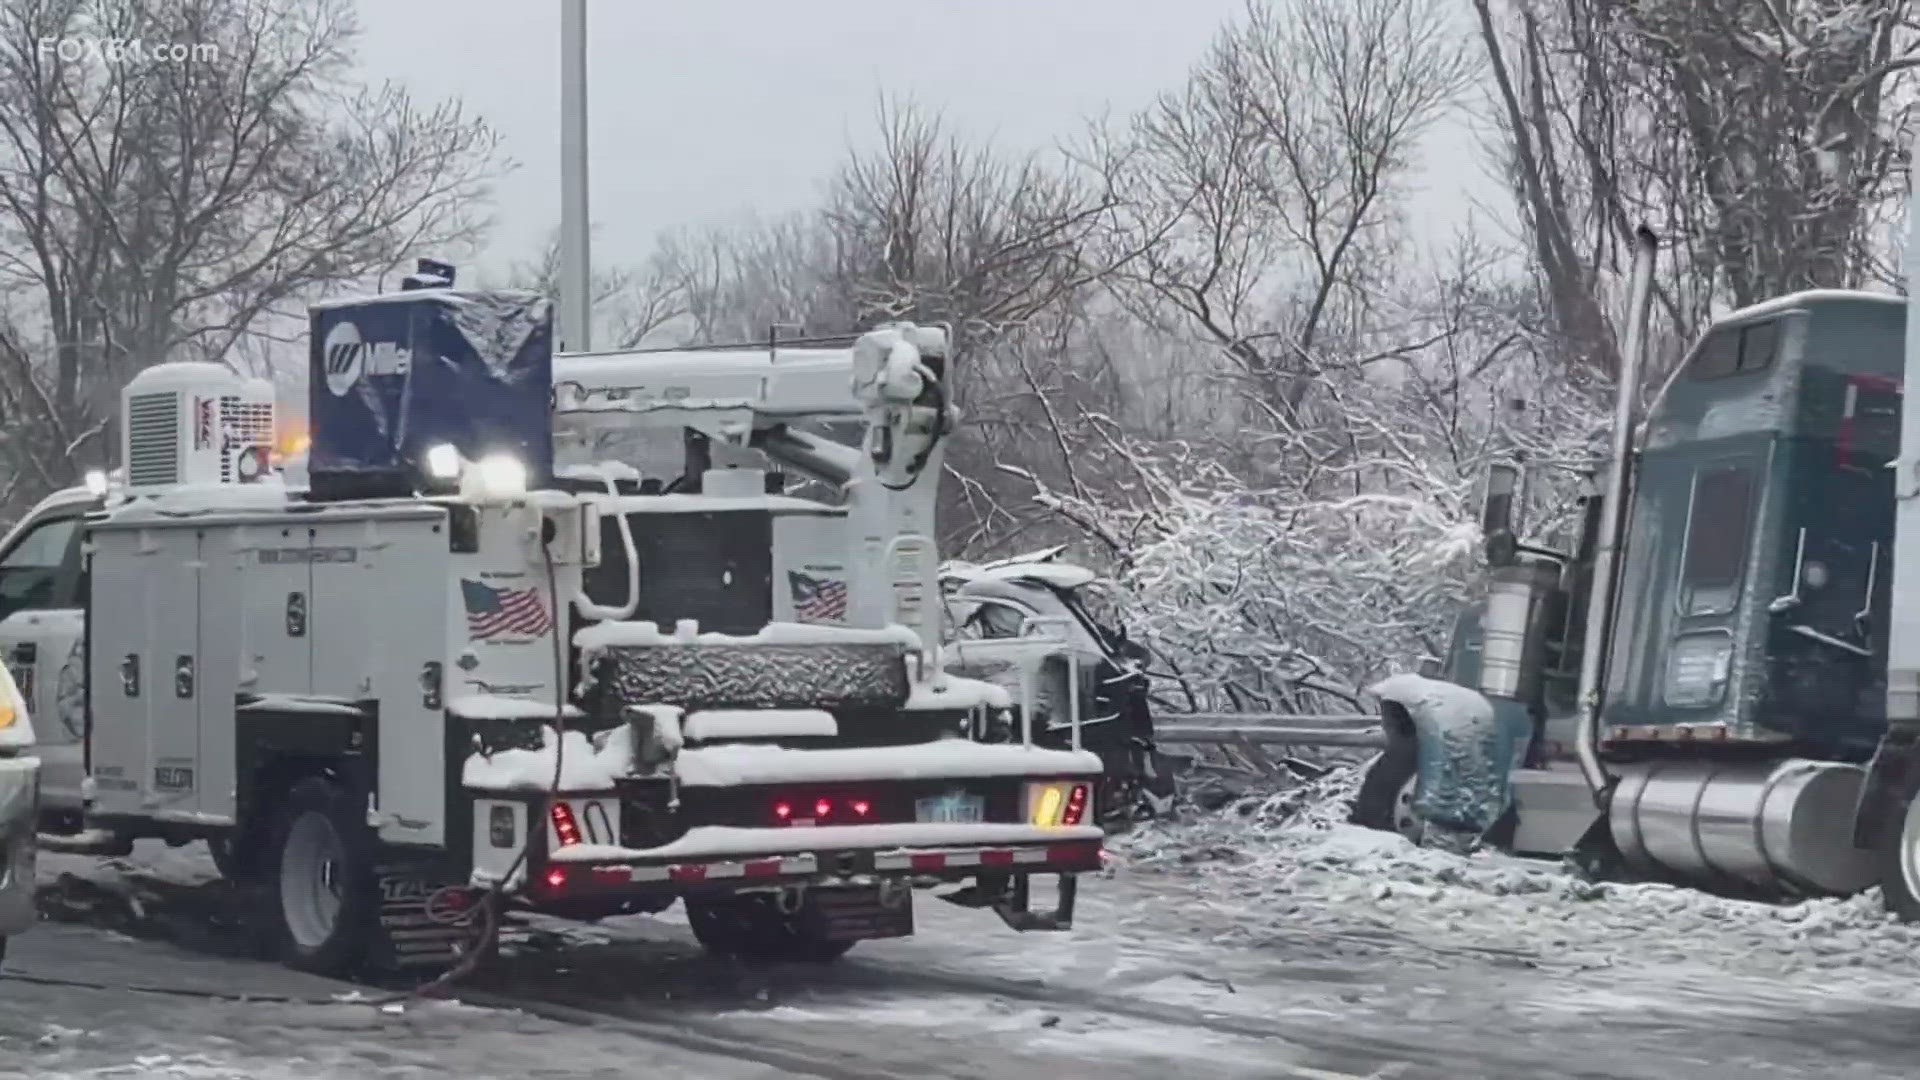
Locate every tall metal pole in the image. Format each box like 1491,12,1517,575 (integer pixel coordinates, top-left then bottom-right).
1572,224,1658,804
559,0,592,351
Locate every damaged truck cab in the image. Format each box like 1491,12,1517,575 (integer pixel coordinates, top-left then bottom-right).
1358,232,1920,905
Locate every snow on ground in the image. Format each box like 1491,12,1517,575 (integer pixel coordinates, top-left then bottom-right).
751,993,1285,1076
4,924,793,1080
1111,764,1920,1002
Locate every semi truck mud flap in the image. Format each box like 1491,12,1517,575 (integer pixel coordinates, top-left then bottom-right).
1370,673,1531,837
374,862,488,971
809,883,914,942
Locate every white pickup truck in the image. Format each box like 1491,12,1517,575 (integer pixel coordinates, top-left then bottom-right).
0,486,91,833
0,633,39,963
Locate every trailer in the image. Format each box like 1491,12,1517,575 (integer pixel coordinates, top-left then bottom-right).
33,276,1103,977
1351,225,1920,912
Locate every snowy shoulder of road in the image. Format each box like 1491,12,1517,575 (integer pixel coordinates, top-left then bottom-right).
1109,764,1920,1001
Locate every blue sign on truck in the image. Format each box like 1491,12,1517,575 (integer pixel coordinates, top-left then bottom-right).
307,289,554,495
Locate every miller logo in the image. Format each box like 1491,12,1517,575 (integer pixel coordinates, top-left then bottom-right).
193,396,215,450
321,320,411,397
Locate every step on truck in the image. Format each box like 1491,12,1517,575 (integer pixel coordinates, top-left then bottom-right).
42,272,1104,976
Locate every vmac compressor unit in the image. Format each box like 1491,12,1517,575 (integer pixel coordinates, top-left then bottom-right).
77,282,1104,977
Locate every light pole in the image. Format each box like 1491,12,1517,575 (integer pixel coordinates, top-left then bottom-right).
559,0,592,352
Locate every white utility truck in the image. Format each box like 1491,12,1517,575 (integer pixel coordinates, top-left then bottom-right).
27,277,1104,976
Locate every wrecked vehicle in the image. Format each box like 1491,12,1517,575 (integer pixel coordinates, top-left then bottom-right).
941,546,1176,826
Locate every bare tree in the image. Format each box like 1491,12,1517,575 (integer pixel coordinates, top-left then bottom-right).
0,0,501,509
1473,0,1919,378
649,217,855,344
1097,0,1477,425
820,98,1123,351
507,227,686,349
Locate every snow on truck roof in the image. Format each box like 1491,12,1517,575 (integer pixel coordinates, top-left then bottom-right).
1714,289,1901,325
463,722,1101,797
552,346,860,418
307,287,546,311
945,562,1099,591
572,619,923,653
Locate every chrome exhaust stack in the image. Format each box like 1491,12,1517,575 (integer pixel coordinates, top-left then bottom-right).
1572,226,1659,804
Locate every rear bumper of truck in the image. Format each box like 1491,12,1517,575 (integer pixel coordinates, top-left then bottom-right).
527,819,1103,932
463,728,1107,931
541,821,1105,892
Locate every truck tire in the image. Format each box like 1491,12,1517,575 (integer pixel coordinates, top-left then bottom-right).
685,892,854,963
1877,788,1920,922
1350,727,1425,845
256,776,383,977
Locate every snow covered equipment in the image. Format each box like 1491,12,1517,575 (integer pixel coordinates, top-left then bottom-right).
1355,224,1920,909
1366,673,1530,844
38,296,1102,979
308,286,554,501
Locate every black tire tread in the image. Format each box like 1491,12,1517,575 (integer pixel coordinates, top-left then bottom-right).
1350,726,1418,833
255,775,382,978
1877,791,1920,922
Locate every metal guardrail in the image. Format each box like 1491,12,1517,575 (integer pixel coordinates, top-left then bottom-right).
1157,723,1385,748
1157,712,1376,728
1153,713,1385,776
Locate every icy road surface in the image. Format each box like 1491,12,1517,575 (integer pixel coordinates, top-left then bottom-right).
1,925,789,1079
18,766,1920,1079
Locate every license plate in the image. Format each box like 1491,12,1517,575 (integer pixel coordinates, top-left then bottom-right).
915,792,984,823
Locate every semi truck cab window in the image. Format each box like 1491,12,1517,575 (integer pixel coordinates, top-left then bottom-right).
1680,465,1755,616
1688,321,1779,380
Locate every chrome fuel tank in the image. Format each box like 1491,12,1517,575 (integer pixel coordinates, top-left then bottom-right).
1607,758,1876,896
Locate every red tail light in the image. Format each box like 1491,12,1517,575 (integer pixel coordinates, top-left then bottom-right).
773,794,878,824
545,867,568,889
1062,783,1090,826
550,801,583,847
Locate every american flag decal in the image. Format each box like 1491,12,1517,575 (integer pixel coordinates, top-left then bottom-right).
460,579,552,640
788,570,848,622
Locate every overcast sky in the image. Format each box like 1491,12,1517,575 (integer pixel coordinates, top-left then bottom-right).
350,0,1499,280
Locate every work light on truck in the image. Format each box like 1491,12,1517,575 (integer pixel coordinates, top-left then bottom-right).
550,801,583,847
475,453,527,496
424,442,461,480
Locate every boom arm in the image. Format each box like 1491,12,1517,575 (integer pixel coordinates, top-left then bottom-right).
551,324,954,637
